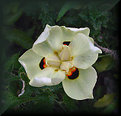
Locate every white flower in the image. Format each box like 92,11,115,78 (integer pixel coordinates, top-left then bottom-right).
19,24,102,100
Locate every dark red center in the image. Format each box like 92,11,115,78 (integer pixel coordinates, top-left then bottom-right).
39,57,47,69
67,67,79,80
63,41,70,46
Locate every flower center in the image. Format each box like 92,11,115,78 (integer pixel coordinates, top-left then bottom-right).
60,61,73,72
46,54,61,68
59,45,71,61
39,44,78,79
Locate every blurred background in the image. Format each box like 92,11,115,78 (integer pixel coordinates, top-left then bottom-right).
0,0,120,115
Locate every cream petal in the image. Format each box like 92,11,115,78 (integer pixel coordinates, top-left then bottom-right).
62,67,97,100
33,24,51,45
32,41,53,57
59,26,90,43
46,25,63,51
69,33,102,57
33,24,62,51
33,25,63,51
44,25,90,51
73,44,102,69
47,25,78,51
69,33,102,69
33,25,91,52
73,49,100,69
69,33,91,56
89,40,102,54
29,67,65,87
51,69,65,85
18,49,43,80
29,77,52,87
32,24,54,57
66,27,90,36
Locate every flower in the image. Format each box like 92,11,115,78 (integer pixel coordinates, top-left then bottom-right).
19,24,102,100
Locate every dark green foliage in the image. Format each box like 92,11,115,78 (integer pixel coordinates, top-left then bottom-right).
2,28,34,49
5,53,21,72
0,0,119,115
56,0,119,22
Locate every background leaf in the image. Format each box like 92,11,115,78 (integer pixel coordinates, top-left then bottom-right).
62,95,78,112
56,0,119,22
2,28,34,49
94,94,114,108
5,53,21,72
93,55,114,72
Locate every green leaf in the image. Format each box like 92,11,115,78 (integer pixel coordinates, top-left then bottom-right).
94,94,114,108
103,101,118,113
94,86,106,100
5,53,21,72
2,2,23,25
38,2,56,27
56,1,80,22
2,28,34,49
57,0,119,22
0,78,56,115
95,0,119,11
93,55,114,72
63,95,78,112
83,0,119,11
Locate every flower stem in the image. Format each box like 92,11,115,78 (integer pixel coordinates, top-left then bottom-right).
18,78,25,97
94,41,118,60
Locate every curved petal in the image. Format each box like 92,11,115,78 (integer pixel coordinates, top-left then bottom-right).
19,49,65,87
73,51,98,69
89,39,102,54
46,25,63,51
66,27,90,36
47,26,90,51
34,25,64,51
32,41,53,57
18,49,43,80
62,67,97,100
73,49,101,69
33,25,91,52
69,33,102,69
33,24,51,45
69,33,91,56
29,67,65,87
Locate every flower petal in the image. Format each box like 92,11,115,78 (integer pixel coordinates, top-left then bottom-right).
18,49,43,80
46,25,63,51
69,33,102,69
29,67,65,87
33,25,91,52
73,49,101,69
62,66,97,100
33,24,50,45
33,25,64,51
19,49,65,87
66,27,90,36
69,33,91,56
32,41,53,57
47,26,90,51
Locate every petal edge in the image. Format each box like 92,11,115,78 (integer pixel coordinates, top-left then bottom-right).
62,67,97,100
